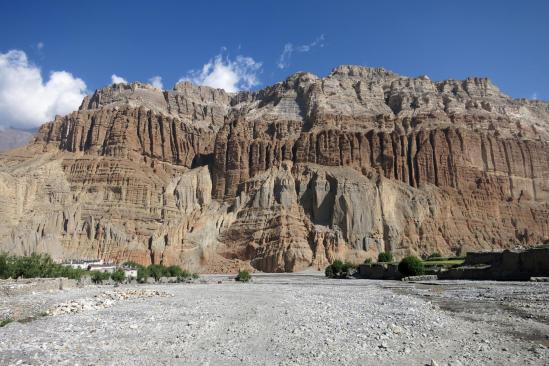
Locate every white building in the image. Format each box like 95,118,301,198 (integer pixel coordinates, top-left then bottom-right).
88,264,118,273
64,259,138,279
62,259,104,270
122,267,138,279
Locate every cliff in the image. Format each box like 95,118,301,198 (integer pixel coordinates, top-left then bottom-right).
1,65,548,272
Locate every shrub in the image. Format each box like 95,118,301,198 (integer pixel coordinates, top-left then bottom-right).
377,252,394,263
325,265,334,278
0,253,89,280
235,270,251,282
166,265,184,277
110,269,126,283
137,267,150,283
324,260,356,278
175,269,194,282
398,256,425,277
147,264,167,281
91,271,111,284
0,318,13,327
12,253,55,278
427,252,442,260
0,253,12,278
191,273,199,280
55,265,87,280
363,258,373,265
330,259,344,274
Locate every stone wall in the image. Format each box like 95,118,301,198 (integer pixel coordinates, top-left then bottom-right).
357,263,401,280
0,278,77,297
440,247,549,280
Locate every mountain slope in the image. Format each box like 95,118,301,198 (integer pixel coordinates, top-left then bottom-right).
0,128,35,152
1,66,548,272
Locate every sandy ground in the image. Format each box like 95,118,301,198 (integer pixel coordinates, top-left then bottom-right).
0,273,548,365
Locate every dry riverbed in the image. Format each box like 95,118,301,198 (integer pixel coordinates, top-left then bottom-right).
0,274,548,365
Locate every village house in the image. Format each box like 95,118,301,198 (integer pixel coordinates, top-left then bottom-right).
87,263,118,273
62,259,104,270
122,267,138,279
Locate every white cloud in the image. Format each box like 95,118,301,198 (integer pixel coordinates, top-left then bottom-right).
111,74,127,84
277,34,325,69
149,75,163,89
37,42,44,50
277,44,294,70
0,50,87,129
531,92,538,100
181,54,262,92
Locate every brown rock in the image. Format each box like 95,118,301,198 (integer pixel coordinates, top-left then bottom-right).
1,65,548,272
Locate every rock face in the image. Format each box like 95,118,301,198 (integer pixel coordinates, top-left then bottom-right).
1,65,549,272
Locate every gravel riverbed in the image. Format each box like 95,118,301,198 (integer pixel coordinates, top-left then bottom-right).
0,274,548,365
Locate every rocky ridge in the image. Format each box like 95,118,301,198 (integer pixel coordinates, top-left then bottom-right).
0,65,548,272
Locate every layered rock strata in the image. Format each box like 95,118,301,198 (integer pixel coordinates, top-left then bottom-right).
1,65,548,272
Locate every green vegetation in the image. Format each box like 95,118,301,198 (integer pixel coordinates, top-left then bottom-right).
0,253,87,280
0,254,199,284
91,271,111,284
235,270,251,282
147,264,166,281
137,266,149,283
363,258,373,265
325,260,356,279
0,318,13,327
127,262,197,283
424,255,465,261
377,252,394,263
146,264,196,281
398,256,425,277
168,265,193,278
110,269,126,283
422,259,465,267
427,252,442,259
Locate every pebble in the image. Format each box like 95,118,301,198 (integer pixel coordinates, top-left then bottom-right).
0,277,547,365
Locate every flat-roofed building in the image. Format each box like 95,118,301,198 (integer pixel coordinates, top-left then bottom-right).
62,259,104,270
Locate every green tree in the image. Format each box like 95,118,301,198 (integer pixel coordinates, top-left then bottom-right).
91,271,111,284
0,253,91,280
398,256,425,277
110,269,126,283
137,267,150,283
377,252,394,263
147,264,167,281
166,265,183,277
324,260,356,278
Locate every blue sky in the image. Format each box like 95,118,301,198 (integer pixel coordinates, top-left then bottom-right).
0,0,548,128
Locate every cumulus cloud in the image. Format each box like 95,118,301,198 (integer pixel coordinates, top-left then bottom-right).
111,74,127,84
149,75,163,89
277,34,325,69
181,53,262,92
36,42,44,50
0,50,87,129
